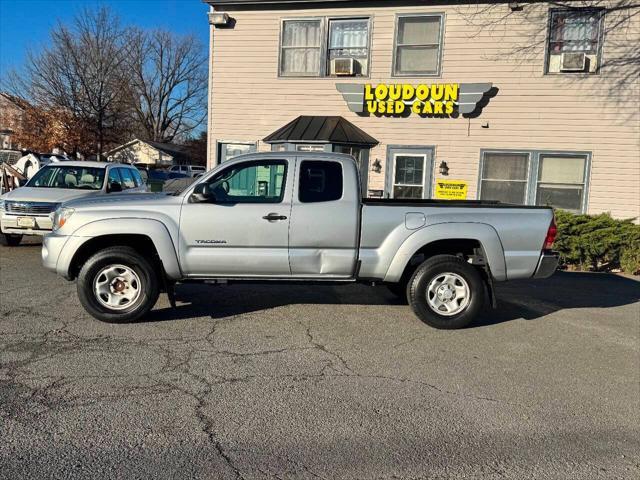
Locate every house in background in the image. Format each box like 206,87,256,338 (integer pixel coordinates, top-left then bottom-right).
106,138,192,166
0,92,27,164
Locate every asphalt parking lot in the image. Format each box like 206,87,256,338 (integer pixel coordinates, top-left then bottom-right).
1,239,638,480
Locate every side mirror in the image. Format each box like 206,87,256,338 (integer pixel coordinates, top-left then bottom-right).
108,182,122,193
191,183,214,203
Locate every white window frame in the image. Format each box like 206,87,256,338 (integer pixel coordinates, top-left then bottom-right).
278,16,372,78
391,153,428,199
478,150,532,206
392,13,445,77
478,149,591,212
534,153,590,212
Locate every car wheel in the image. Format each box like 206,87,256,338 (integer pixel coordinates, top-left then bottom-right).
77,246,159,323
408,254,484,329
2,234,23,246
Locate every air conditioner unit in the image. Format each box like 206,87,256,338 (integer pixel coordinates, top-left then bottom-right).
560,52,587,72
331,58,356,76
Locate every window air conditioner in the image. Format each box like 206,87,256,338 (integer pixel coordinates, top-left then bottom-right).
560,52,587,72
331,58,356,76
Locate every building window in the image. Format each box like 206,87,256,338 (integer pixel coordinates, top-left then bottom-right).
393,14,444,76
547,9,603,74
279,17,370,77
218,142,256,163
280,19,322,76
479,150,590,212
479,152,530,205
327,18,370,76
295,144,325,152
536,155,587,211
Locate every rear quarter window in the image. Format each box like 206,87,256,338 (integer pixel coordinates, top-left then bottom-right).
299,161,343,203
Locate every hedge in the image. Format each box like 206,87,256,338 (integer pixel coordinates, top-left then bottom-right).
554,210,640,275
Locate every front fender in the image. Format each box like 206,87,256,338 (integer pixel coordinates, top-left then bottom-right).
384,222,507,282
58,218,182,279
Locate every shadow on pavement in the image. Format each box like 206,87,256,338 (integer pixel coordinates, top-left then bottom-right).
144,271,639,328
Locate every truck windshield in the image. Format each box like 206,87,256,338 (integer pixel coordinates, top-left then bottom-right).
27,165,106,190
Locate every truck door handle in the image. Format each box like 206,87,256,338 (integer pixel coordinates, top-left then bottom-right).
262,213,287,221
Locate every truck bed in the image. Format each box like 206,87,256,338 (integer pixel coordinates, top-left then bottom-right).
362,198,552,210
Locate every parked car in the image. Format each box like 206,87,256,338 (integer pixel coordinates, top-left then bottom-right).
169,164,206,177
0,162,146,246
42,152,559,329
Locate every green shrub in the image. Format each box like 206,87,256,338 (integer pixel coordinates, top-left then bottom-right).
554,210,640,273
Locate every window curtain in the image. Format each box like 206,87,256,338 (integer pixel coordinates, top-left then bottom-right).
282,21,321,74
330,20,368,50
553,12,599,52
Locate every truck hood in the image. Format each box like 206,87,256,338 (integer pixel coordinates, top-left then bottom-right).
0,187,98,203
63,192,177,210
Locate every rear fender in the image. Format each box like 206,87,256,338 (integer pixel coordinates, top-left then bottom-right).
384,222,507,282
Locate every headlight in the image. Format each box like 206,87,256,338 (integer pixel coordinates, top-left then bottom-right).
0,200,5,212
52,207,75,231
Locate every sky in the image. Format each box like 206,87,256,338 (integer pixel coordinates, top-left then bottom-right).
0,0,210,74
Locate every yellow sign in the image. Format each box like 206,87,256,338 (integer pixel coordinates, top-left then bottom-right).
435,180,468,200
365,83,459,116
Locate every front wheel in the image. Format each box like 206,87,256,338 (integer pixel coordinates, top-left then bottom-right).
2,234,23,246
77,246,160,323
408,255,485,329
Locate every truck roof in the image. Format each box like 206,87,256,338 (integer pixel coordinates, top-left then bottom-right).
228,151,357,162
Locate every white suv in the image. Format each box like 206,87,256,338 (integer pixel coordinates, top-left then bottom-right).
0,162,146,246
169,165,206,177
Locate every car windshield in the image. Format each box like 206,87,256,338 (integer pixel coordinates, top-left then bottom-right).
27,165,106,190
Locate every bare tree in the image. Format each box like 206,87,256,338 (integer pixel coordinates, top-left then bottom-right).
22,7,132,158
127,29,207,143
458,0,639,95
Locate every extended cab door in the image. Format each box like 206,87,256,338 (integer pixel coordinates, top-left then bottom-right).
288,157,360,278
179,158,292,277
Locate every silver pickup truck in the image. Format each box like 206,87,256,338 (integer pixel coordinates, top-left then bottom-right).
42,152,559,329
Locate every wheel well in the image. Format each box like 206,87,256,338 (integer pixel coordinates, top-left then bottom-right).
68,234,162,280
398,239,487,285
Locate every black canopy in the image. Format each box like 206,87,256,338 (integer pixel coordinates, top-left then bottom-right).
264,116,378,147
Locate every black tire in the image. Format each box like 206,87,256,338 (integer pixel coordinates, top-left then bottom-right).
77,246,159,323
408,254,484,329
2,234,23,246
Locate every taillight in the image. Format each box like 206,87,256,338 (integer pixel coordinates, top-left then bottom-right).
543,218,557,250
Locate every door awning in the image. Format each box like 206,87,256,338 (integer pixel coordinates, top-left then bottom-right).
263,116,378,147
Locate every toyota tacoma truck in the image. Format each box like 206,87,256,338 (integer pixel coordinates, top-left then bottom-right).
42,152,558,329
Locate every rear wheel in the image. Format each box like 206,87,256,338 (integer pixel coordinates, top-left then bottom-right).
77,246,159,323
2,234,23,246
408,254,484,329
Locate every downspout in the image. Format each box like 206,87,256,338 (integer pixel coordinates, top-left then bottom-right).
206,5,215,169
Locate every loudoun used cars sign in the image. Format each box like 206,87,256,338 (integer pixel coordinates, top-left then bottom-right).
336,82,494,117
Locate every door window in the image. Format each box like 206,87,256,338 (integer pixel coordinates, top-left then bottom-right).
208,161,287,203
118,168,136,189
107,168,123,190
392,154,426,198
299,161,343,203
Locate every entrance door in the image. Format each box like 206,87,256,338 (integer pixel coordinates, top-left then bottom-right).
386,146,434,199
179,159,292,277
